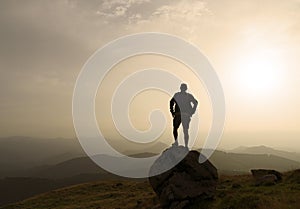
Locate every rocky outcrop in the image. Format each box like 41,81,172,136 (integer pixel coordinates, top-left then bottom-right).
251,169,282,186
149,146,218,209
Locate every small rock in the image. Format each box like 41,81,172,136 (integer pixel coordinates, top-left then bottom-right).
115,183,123,187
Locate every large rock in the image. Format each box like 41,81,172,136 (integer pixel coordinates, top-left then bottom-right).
251,169,282,186
149,146,218,209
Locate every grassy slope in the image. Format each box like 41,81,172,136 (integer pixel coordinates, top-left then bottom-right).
2,170,300,209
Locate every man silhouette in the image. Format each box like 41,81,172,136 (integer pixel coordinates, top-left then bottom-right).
170,83,198,148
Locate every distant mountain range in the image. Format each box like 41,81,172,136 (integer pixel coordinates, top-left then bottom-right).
0,136,85,178
209,150,300,175
230,145,300,162
1,136,300,178
24,149,300,179
0,136,169,178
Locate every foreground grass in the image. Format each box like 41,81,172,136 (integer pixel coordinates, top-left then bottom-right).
2,170,300,209
207,171,300,209
1,180,157,209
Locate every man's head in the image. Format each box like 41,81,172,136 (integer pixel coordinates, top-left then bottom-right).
180,83,187,92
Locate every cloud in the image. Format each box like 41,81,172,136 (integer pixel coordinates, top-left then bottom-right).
1,0,300,138
152,1,209,19
0,0,211,138
71,0,152,19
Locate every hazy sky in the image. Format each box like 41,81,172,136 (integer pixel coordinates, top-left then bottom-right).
1,0,300,150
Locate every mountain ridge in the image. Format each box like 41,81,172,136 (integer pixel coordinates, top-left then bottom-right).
230,145,300,162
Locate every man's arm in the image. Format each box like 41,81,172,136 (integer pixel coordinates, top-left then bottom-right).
190,95,198,115
170,97,176,117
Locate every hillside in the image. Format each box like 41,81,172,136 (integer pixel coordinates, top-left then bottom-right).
0,174,125,206
2,170,300,209
1,150,299,206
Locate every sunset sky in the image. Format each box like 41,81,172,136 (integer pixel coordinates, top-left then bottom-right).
1,0,300,151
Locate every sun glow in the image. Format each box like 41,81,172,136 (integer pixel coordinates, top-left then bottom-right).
235,48,285,97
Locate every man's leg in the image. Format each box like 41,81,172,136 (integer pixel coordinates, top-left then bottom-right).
183,128,189,147
173,114,181,145
181,115,191,148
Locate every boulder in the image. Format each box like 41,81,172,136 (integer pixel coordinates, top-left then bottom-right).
149,146,218,209
251,169,282,186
